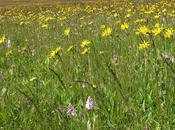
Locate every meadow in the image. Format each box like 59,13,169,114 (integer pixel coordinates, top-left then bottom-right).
0,0,175,129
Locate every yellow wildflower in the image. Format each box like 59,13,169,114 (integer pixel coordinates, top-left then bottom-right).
81,40,91,48
41,24,48,28
49,47,62,58
121,23,129,30
102,27,112,37
6,50,13,56
137,26,150,35
139,41,150,50
59,16,66,21
45,16,54,22
113,13,118,17
64,27,71,36
152,25,163,36
164,28,174,38
19,21,24,26
0,34,6,45
81,47,90,55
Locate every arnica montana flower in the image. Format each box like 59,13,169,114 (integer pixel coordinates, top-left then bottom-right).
0,34,6,45
136,26,150,36
81,47,90,55
85,96,94,110
121,23,129,30
6,50,13,56
102,27,112,37
164,28,174,38
152,26,163,36
64,27,71,36
139,40,150,50
67,104,76,116
81,40,91,48
41,24,48,28
49,47,62,58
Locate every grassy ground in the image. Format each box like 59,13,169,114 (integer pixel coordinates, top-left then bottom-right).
0,0,175,129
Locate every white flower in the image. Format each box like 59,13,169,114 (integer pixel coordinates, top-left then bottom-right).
86,96,94,110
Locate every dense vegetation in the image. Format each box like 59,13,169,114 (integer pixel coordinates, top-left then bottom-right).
0,0,175,129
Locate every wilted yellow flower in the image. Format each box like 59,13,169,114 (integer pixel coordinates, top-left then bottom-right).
81,47,90,55
121,23,129,30
0,34,6,45
81,40,91,48
137,26,150,35
164,28,174,38
102,27,112,37
139,40,150,50
49,47,62,58
64,27,71,36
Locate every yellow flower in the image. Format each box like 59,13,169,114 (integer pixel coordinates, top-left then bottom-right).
0,34,6,45
139,40,150,50
59,16,66,21
19,21,24,26
92,84,97,89
6,50,13,56
41,24,48,28
102,27,112,37
152,26,162,36
113,13,118,17
45,16,54,22
55,47,62,54
64,27,71,36
81,47,90,55
164,28,174,38
49,47,62,58
121,23,129,30
81,40,91,48
137,26,150,35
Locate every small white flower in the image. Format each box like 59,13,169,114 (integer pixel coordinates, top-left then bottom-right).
7,39,12,48
86,96,94,110
67,104,76,116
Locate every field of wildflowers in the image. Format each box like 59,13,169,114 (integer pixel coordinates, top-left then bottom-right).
0,0,175,129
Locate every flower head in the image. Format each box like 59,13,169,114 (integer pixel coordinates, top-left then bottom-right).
49,47,62,58
81,40,91,48
137,26,150,35
64,27,71,36
81,47,90,55
85,96,94,110
0,34,6,45
139,40,150,50
67,104,76,116
164,28,174,38
102,27,112,37
121,23,129,30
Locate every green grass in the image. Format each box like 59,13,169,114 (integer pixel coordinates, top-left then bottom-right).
0,0,175,129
